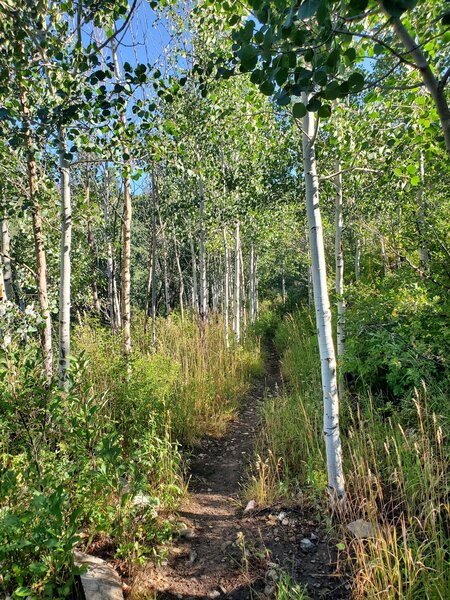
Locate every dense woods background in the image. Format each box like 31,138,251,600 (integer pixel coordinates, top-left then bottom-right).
0,1,448,599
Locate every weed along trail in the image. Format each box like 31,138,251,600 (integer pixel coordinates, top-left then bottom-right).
133,350,349,600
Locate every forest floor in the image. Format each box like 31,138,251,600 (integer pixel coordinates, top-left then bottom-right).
130,349,350,600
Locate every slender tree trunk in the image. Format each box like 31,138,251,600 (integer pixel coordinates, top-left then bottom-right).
158,210,171,318
173,230,184,322
249,242,256,326
20,88,53,380
254,253,259,321
0,221,13,300
233,221,240,344
198,177,207,321
223,226,230,348
384,8,450,156
85,173,101,315
103,189,120,332
380,237,388,276
354,237,361,282
58,125,72,389
143,243,153,335
190,233,199,313
111,37,132,357
417,150,429,270
301,97,345,501
281,268,287,305
334,159,345,359
151,178,157,349
239,242,246,339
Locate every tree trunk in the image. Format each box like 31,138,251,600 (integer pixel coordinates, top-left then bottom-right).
111,36,132,356
301,97,345,501
254,252,259,321
384,8,450,156
198,177,207,321
223,227,230,348
103,183,121,332
249,242,256,326
20,88,53,380
190,233,199,313
151,178,157,349
158,210,171,318
0,221,13,301
354,237,361,282
239,242,246,340
85,172,101,315
380,237,388,276
417,150,429,270
233,220,241,344
334,159,345,359
173,229,184,322
58,125,72,389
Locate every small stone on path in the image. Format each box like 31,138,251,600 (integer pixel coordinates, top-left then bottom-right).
300,538,314,551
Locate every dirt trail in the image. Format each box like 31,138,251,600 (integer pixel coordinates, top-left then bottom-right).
135,350,349,599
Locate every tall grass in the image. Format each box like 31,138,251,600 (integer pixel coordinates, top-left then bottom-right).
250,308,449,599
74,312,263,446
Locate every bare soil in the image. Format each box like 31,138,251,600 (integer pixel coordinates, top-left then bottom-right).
132,350,350,600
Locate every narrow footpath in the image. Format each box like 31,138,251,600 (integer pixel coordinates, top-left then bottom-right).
134,350,349,600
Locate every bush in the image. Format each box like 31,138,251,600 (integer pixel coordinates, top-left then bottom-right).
343,275,449,402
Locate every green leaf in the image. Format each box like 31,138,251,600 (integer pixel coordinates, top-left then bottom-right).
241,45,259,71
293,102,307,118
348,71,365,91
259,80,275,96
318,104,331,118
336,542,346,551
298,0,322,19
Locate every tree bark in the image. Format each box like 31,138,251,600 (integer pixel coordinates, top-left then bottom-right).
0,221,13,301
158,210,171,318
111,37,132,357
301,96,345,501
173,229,184,322
354,237,361,282
417,150,429,270
58,125,72,389
198,177,208,321
85,171,101,315
334,159,345,359
233,220,241,344
223,227,230,348
383,7,450,156
189,232,199,313
20,88,53,380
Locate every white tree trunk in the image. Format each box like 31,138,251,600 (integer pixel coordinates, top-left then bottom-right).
189,233,198,313
239,242,246,339
223,227,230,348
233,221,240,344
334,159,345,359
249,242,256,326
20,87,53,380
158,210,171,318
198,177,207,321
0,221,13,301
380,237,388,276
58,126,72,389
417,150,429,270
354,237,361,282
301,97,345,501
254,253,259,321
173,229,184,322
111,37,132,356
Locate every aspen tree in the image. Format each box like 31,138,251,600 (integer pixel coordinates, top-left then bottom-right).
301,95,345,501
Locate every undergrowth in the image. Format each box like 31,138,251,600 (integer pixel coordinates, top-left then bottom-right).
0,312,261,599
249,306,449,599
